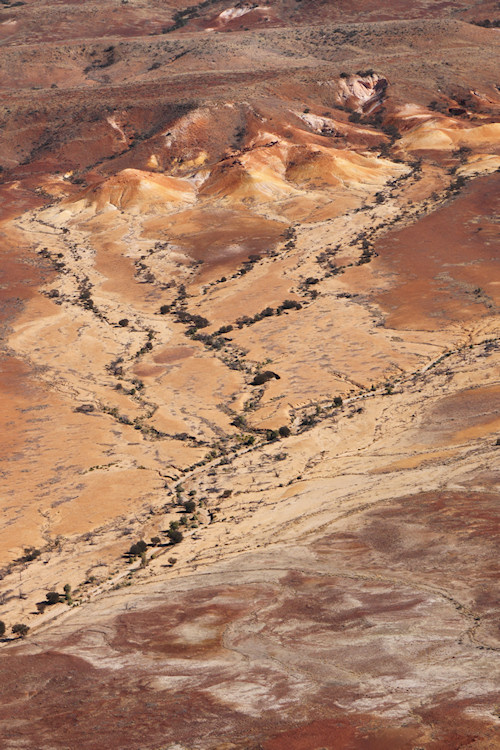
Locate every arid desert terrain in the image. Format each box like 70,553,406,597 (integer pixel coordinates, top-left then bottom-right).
0,1,499,748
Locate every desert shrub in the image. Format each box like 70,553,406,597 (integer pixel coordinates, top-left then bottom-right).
358,247,373,265
167,528,183,544
266,429,279,442
46,591,61,605
382,123,401,140
159,304,171,314
260,306,274,317
473,18,500,27
118,318,129,327
301,414,317,426
251,370,280,386
279,425,291,438
333,396,343,407
129,540,148,556
151,536,161,546
183,500,196,513
17,547,41,563
449,176,466,192
12,623,29,638
191,314,209,328
0,621,5,637
279,299,302,311
75,404,94,414
176,311,209,328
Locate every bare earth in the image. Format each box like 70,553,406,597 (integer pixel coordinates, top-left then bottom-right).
0,1,499,748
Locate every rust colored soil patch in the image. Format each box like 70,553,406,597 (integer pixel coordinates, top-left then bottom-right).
263,717,422,750
373,173,500,329
142,207,286,277
112,584,267,658
1,488,498,749
153,346,196,364
418,383,500,445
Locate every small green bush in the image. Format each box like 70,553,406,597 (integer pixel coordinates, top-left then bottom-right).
12,623,29,638
46,591,61,605
167,528,183,544
251,370,280,386
129,540,148,556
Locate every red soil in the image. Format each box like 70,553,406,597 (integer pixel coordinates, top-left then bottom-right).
373,173,500,329
1,489,498,748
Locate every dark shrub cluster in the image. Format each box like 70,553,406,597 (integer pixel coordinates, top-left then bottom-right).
167,528,183,544
176,310,210,329
251,370,280,386
128,540,148,556
46,591,61,605
15,547,41,563
236,300,302,328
